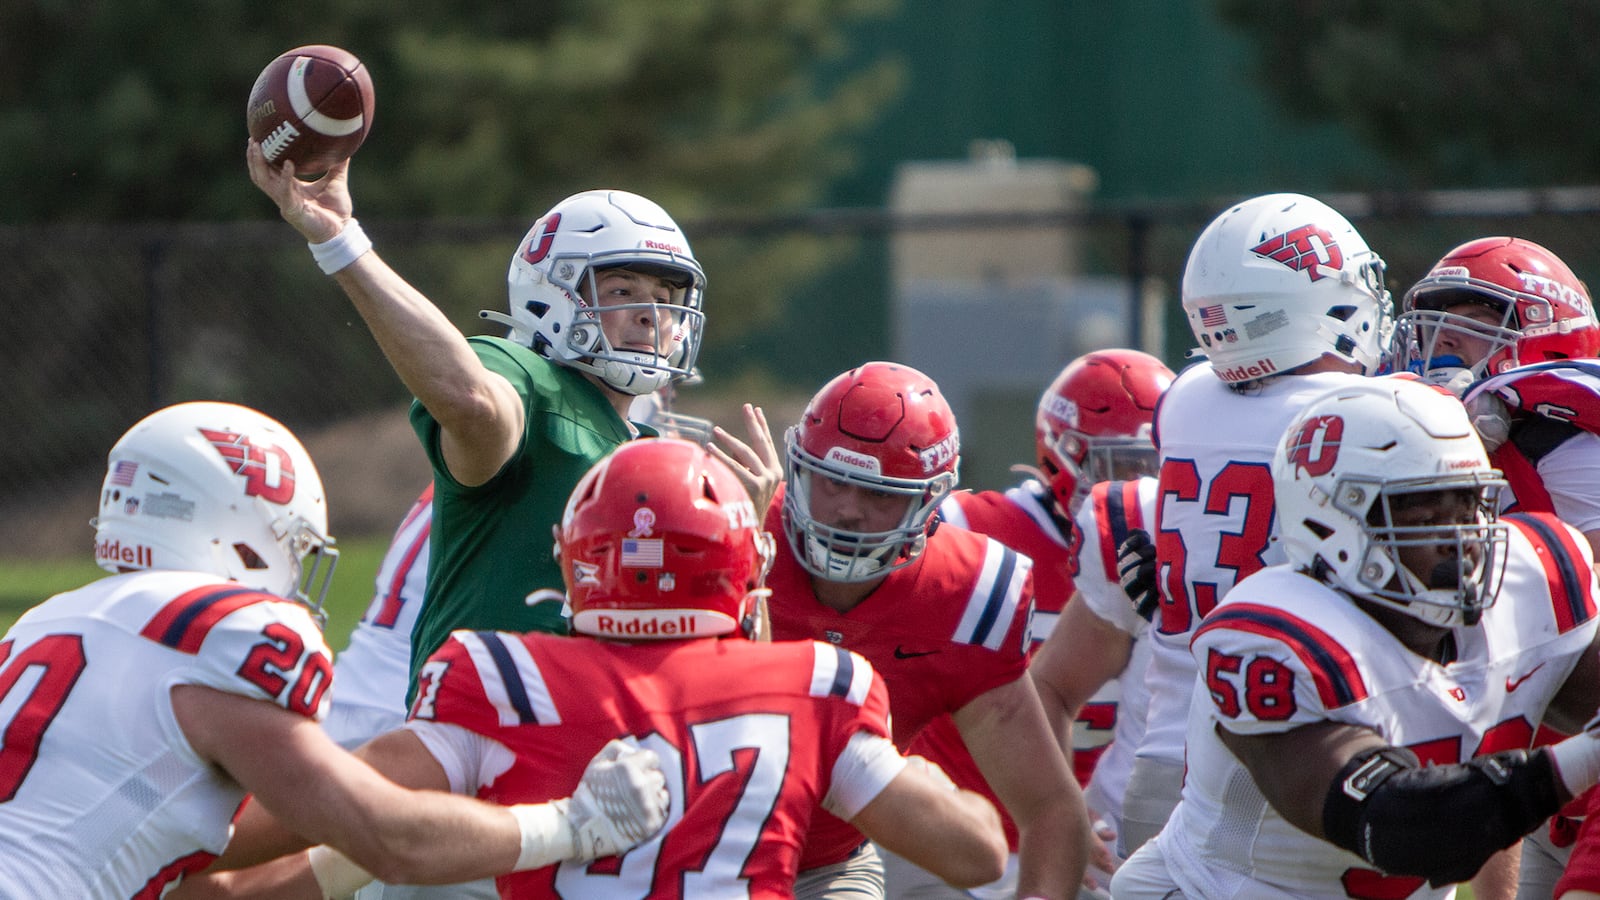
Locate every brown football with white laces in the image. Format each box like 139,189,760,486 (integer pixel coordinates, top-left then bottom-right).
246,44,374,176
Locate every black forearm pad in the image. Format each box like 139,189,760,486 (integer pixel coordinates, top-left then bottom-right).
1323,745,1563,885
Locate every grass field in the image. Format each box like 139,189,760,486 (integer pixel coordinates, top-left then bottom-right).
0,536,393,651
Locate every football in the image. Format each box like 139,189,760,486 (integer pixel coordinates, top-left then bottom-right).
246,44,375,176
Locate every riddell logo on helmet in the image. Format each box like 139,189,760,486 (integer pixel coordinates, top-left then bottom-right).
826,447,882,474
591,614,697,636
95,538,153,569
1215,358,1279,383
643,240,686,254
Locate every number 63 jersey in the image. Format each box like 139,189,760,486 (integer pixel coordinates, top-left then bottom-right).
0,570,333,900
1162,512,1600,899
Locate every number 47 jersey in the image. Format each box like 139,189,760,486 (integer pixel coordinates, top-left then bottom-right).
409,632,897,900
0,570,333,900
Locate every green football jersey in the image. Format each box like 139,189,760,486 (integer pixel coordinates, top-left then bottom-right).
406,336,639,695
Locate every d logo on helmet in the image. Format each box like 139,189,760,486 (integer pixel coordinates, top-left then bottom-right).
1284,415,1344,478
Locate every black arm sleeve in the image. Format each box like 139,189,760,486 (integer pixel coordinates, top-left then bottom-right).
1322,745,1563,885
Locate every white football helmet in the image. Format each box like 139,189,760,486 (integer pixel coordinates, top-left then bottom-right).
1183,193,1394,385
1272,378,1508,628
92,402,337,615
487,189,706,396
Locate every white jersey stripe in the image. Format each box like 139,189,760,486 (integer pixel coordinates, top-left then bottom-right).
809,643,873,707
952,540,1029,651
936,496,970,529
457,631,561,727
844,649,874,706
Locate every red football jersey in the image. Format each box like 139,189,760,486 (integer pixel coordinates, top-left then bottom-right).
909,485,1086,851
765,485,1033,869
411,632,892,899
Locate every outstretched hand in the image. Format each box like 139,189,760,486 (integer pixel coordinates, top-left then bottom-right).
709,403,782,514
245,140,353,244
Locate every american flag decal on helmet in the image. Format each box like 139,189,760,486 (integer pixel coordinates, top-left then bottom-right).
110,460,139,486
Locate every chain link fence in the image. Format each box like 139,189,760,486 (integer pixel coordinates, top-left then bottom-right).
9,186,1600,558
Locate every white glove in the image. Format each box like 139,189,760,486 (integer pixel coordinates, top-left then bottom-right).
1464,389,1513,454
566,739,671,860
511,739,671,870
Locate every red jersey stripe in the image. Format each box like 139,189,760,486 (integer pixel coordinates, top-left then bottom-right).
140,585,279,654
1507,513,1597,634
1197,602,1369,709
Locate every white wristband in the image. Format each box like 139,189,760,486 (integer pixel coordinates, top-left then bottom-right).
308,219,372,275
306,845,375,899
510,800,577,871
1550,730,1600,799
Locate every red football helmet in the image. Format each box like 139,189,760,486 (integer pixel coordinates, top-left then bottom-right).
1396,236,1600,384
783,361,960,582
559,438,773,640
1033,349,1175,517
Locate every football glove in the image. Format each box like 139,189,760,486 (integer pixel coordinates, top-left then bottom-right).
1117,529,1159,622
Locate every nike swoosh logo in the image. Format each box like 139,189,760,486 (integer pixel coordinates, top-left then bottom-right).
894,646,938,660
1506,662,1546,693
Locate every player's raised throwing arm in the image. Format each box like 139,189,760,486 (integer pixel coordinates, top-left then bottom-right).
245,145,523,486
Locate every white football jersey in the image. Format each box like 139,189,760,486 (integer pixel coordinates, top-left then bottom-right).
1070,476,1158,831
325,486,433,744
1140,363,1372,769
1156,514,1600,899
0,570,332,899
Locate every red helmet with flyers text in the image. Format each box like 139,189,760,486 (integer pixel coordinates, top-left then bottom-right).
783,361,960,582
487,189,707,396
1396,236,1600,387
93,402,338,615
1033,348,1175,516
1183,193,1393,385
560,438,773,640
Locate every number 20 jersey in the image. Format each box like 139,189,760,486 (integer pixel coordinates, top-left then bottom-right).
0,570,332,899
1163,513,1599,899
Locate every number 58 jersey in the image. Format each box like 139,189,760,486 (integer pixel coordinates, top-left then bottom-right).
0,570,333,900
1165,513,1600,898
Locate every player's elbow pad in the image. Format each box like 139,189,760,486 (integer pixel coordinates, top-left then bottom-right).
1322,745,1562,885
